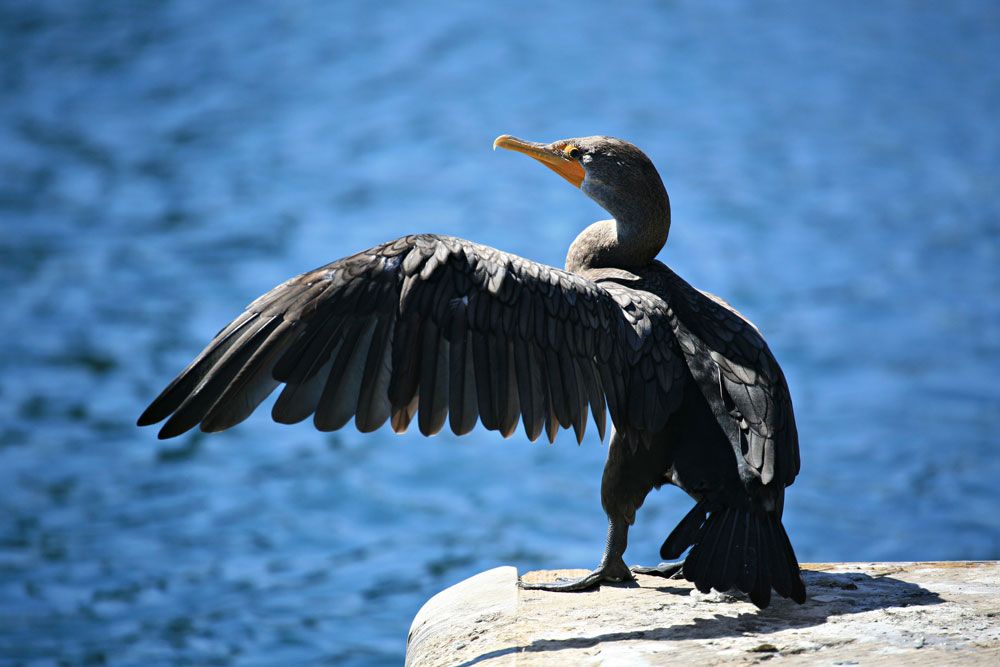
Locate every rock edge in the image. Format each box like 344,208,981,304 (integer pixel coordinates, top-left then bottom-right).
407,561,1000,666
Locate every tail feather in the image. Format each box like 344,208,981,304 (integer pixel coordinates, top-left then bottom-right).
704,508,736,594
738,514,758,595
659,501,708,560
751,546,772,608
778,517,807,603
766,517,793,599
667,505,806,609
717,509,745,593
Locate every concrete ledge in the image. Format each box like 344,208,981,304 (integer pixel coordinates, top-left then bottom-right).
406,561,1000,666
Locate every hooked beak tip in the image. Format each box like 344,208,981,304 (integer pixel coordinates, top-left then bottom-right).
493,134,513,151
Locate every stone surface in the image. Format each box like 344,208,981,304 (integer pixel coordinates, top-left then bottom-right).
406,561,1000,666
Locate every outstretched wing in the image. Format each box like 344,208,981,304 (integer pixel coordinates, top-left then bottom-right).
139,234,683,443
656,263,800,488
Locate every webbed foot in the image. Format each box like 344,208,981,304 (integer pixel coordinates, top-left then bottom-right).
631,560,684,579
519,557,635,592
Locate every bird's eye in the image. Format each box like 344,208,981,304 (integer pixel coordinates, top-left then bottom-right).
565,145,582,160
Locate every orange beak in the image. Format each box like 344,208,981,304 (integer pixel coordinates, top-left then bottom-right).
493,135,585,188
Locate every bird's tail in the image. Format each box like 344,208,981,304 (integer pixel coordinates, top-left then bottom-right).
660,502,806,608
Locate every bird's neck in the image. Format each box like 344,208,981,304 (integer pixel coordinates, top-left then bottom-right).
565,182,671,273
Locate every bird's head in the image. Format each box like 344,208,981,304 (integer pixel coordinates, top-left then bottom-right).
494,134,670,270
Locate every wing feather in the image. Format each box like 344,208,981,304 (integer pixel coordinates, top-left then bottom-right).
157,316,282,438
314,317,376,432
141,234,689,445
417,320,449,436
655,261,800,489
355,316,394,433
201,319,299,432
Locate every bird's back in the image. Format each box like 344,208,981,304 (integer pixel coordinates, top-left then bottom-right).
586,261,800,497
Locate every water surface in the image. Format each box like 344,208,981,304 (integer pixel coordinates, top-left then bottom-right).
1,1,998,664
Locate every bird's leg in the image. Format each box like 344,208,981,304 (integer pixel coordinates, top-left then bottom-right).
519,517,634,591
631,561,685,578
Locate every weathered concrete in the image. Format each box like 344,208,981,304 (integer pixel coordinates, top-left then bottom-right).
406,561,1000,666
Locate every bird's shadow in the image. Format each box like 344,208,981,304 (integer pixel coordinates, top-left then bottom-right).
454,570,942,667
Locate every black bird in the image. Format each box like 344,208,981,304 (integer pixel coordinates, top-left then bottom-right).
138,135,806,608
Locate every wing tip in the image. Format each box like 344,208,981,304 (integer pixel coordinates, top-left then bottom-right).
156,417,196,440
137,401,167,428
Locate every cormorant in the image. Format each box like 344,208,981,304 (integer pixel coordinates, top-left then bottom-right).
138,135,806,608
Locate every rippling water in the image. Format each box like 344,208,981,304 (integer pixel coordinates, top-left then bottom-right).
2,1,998,664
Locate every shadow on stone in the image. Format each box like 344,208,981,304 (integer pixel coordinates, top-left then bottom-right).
454,570,942,667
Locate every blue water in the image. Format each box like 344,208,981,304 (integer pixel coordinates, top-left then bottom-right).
1,1,998,664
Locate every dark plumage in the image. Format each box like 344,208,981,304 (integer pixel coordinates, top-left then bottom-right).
139,134,805,608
